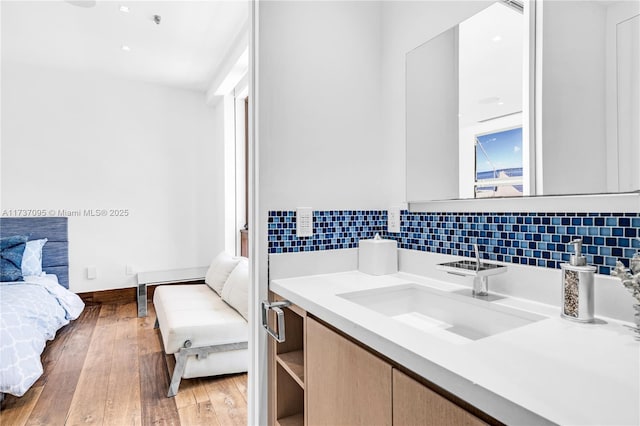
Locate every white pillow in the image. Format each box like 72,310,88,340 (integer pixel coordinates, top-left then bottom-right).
205,251,242,295
221,258,249,320
21,238,48,276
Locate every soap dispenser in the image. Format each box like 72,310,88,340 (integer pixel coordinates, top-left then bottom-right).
560,239,597,322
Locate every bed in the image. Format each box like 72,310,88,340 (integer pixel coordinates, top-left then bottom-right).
0,218,84,398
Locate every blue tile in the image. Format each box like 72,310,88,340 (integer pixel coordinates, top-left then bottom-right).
600,247,611,256
267,210,639,276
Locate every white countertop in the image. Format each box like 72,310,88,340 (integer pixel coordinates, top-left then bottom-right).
271,271,640,426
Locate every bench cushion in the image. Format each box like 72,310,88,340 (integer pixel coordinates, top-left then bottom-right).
154,284,248,354
205,252,242,295
221,259,249,320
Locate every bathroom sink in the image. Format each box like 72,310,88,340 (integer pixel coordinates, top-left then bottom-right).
338,284,544,343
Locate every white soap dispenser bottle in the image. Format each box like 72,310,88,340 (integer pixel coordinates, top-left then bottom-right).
560,239,597,322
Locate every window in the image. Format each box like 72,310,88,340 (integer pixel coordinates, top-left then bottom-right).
474,127,523,198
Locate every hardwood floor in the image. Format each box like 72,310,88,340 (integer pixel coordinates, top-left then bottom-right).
0,301,248,426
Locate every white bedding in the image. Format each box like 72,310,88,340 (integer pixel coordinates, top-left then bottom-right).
0,274,84,397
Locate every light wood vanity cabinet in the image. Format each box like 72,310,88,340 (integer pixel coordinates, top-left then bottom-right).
269,297,490,426
393,369,487,426
306,317,392,426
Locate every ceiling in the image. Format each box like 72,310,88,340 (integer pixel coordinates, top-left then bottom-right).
1,0,248,92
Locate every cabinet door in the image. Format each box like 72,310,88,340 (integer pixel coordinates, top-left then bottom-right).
393,369,487,426
306,317,392,426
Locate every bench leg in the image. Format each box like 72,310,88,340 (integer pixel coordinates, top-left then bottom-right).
165,342,248,397
168,351,187,397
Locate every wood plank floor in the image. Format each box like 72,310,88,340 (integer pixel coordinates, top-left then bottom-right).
0,301,248,426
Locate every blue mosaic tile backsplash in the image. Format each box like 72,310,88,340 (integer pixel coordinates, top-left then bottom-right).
267,210,640,275
268,210,386,253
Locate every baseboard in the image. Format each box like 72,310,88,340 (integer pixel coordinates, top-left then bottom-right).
78,287,135,305
78,280,204,305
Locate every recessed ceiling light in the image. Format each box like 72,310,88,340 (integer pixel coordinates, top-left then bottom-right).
119,5,129,13
121,45,131,52
492,35,502,42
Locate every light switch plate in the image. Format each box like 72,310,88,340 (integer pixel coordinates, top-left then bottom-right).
388,206,401,233
297,207,313,237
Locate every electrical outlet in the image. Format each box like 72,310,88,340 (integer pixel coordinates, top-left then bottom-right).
297,207,313,237
125,264,135,275
87,266,97,280
388,206,401,233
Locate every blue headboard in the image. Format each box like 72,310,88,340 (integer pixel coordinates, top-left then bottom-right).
0,217,69,288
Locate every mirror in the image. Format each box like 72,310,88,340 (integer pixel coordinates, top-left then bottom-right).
406,0,640,202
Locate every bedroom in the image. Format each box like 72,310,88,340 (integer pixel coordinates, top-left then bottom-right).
1,0,249,424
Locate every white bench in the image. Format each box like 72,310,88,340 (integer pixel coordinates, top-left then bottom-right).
153,254,249,397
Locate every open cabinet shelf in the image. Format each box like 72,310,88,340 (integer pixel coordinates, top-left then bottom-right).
276,363,304,426
276,350,304,388
270,293,306,426
275,412,304,426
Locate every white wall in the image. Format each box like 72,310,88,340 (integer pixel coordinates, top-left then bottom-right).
1,61,225,292
258,1,387,212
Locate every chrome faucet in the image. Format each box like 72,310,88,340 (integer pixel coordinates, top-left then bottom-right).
436,244,506,299
472,244,489,297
